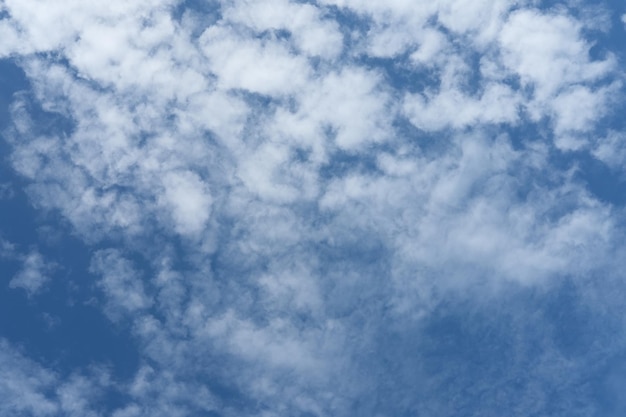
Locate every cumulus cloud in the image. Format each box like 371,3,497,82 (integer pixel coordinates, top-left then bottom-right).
403,82,520,130
1,0,626,416
223,0,343,59
499,10,613,96
593,131,626,169
159,170,212,236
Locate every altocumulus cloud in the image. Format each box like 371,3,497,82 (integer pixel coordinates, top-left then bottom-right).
1,0,626,416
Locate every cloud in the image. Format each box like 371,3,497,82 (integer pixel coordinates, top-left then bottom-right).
499,9,612,97
9,250,53,296
0,237,16,258
592,131,626,169
1,0,626,416
268,66,393,158
200,25,312,96
159,170,212,236
0,338,120,417
89,249,153,321
223,0,343,59
0,183,14,200
0,339,59,416
403,82,521,130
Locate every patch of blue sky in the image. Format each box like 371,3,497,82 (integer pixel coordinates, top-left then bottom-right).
0,59,140,396
0,168,141,381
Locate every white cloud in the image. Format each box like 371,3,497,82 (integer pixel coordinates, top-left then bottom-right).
200,25,311,96
89,249,152,321
0,0,178,56
2,0,626,416
9,250,52,296
223,0,343,59
592,131,626,169
56,372,110,417
499,9,614,99
409,28,449,64
403,82,520,130
320,132,619,295
0,339,59,416
436,0,512,44
550,84,612,150
0,339,116,417
159,170,213,236
236,140,318,203
205,311,324,372
272,67,393,151
258,259,322,314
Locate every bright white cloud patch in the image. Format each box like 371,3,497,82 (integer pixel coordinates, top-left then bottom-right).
403,82,520,130
160,170,212,236
1,0,626,416
223,0,343,58
200,25,311,96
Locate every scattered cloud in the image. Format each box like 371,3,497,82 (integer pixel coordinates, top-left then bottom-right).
89,249,152,321
0,237,15,259
0,183,14,200
0,339,59,416
1,0,626,416
9,250,53,296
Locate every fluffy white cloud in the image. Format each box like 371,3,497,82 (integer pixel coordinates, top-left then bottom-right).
200,25,311,96
403,82,520,130
223,0,343,58
499,9,613,98
592,131,626,169
159,170,212,236
1,0,626,416
271,67,393,151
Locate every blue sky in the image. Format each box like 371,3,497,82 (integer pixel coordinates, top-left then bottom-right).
1,0,626,416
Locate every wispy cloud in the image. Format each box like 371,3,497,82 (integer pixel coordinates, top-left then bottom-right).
9,250,53,296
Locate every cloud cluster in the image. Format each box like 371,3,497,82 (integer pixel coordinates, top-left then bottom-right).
1,0,626,415
0,339,113,417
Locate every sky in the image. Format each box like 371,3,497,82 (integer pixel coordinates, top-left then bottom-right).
1,0,626,416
